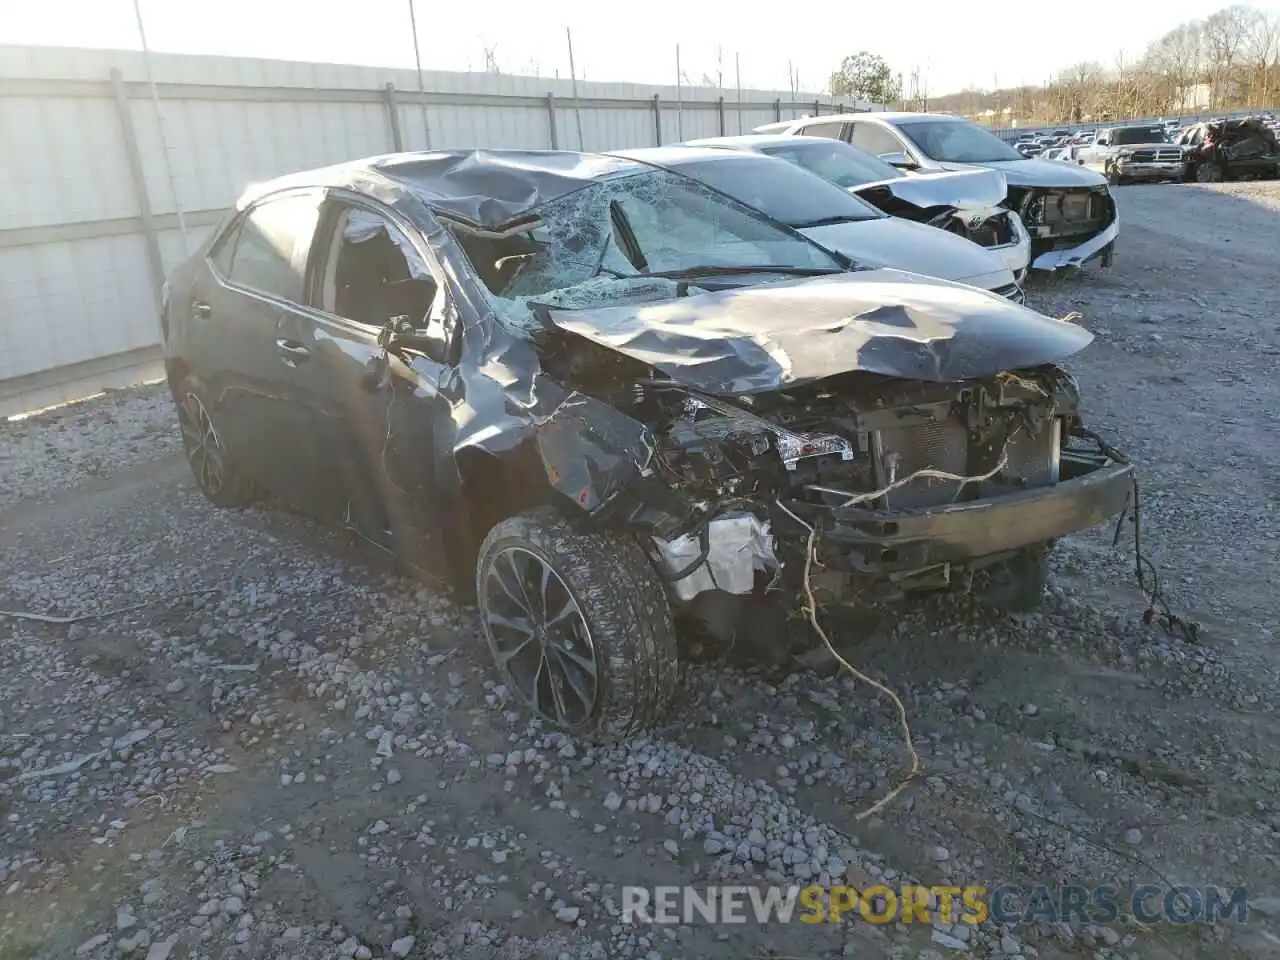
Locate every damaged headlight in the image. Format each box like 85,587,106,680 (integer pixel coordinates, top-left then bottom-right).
682,395,853,470
774,432,855,470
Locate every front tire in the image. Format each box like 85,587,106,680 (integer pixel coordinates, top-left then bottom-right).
1195,161,1224,183
475,508,680,738
175,385,258,508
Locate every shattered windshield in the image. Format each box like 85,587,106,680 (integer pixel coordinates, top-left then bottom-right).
449,168,845,332
897,119,1024,163
758,140,904,188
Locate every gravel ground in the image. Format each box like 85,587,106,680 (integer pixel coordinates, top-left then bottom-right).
2,182,1279,960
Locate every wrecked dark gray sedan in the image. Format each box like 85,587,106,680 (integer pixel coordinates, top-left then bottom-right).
161,149,1133,737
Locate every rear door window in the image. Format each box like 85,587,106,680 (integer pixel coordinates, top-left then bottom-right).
849,122,905,157
796,120,848,140
211,193,322,302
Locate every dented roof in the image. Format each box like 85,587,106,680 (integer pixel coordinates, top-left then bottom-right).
238,149,647,230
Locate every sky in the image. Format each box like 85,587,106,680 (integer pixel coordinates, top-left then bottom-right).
7,0,1280,96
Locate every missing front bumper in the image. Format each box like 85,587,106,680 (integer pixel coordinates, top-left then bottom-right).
1031,219,1120,271
784,453,1133,578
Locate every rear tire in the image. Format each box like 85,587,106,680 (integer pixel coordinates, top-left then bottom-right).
174,384,258,508
475,508,680,738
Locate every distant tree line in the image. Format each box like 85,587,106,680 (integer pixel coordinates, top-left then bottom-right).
881,5,1280,125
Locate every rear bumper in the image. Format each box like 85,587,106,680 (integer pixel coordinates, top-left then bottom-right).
796,457,1133,576
1031,218,1120,271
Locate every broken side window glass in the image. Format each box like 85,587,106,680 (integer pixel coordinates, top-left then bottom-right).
322,206,437,329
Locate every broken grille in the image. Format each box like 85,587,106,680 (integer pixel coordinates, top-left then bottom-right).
1024,188,1111,239
966,212,1018,249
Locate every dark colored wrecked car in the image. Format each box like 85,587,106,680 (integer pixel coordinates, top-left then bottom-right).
1176,117,1280,182
161,148,1133,737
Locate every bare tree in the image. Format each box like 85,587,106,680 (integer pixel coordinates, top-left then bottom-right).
1202,5,1262,106
1144,21,1205,112
1244,12,1280,105
870,3,1280,125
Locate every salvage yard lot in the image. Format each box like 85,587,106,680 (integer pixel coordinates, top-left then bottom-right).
2,182,1279,960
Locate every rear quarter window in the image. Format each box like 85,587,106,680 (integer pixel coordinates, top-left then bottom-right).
210,192,321,302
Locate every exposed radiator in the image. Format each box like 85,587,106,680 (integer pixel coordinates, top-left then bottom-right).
876,418,1061,510
1004,419,1062,488
878,419,970,509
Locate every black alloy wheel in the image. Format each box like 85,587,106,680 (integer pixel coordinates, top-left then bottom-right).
481,545,599,727
176,387,256,507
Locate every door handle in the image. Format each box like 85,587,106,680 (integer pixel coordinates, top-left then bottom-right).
276,339,312,364
191,300,212,319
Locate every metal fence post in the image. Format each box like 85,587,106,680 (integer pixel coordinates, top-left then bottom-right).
837,102,844,114
109,68,166,316
652,94,662,145
774,98,781,121
384,82,404,151
717,96,726,135
813,98,820,116
545,93,559,149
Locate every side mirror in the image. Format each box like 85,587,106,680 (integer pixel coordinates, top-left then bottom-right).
383,275,438,332
879,152,918,170
378,277,457,363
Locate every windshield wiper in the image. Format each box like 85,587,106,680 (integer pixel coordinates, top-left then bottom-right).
790,214,874,228
647,264,844,279
609,200,648,273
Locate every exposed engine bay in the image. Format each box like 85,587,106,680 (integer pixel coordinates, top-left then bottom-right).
546,348,1107,654
1011,185,1116,254
641,365,1102,659
638,366,1075,508
523,268,1133,660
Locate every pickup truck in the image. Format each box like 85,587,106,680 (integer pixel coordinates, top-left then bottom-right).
1075,125,1187,184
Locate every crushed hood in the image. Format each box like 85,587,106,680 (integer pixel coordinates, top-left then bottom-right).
542,269,1092,395
852,167,1008,210
939,157,1108,189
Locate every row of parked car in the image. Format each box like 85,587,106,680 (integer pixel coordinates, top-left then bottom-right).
160,112,1137,733
1029,115,1280,184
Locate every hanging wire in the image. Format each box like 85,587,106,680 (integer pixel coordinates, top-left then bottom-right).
131,0,189,250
